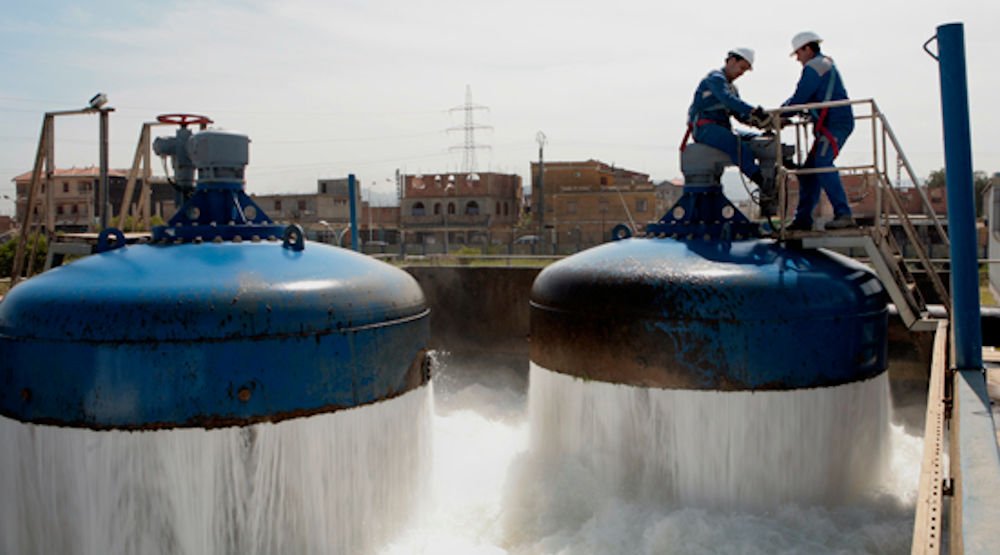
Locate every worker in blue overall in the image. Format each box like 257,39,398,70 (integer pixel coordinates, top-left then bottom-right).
783,32,856,230
684,48,775,214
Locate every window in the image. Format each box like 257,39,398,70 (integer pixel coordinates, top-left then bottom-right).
57,205,64,215
504,202,509,216
567,201,577,214
448,202,456,215
412,202,426,216
274,200,282,211
434,203,441,215
320,183,327,194
72,204,79,214
297,200,307,211
465,201,479,215
636,199,648,213
496,202,501,215
63,182,70,193
600,176,608,186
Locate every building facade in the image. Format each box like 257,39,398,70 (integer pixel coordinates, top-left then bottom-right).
532,159,657,246
399,172,522,249
251,178,400,245
13,167,175,232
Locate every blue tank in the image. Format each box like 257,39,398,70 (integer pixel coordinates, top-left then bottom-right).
530,237,888,390
0,126,429,429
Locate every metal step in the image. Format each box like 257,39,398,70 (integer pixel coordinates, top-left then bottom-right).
781,226,931,330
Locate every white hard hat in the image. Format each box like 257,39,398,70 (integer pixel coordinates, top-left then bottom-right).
728,47,755,68
790,31,822,54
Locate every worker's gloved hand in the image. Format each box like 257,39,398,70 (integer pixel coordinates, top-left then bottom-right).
749,106,773,129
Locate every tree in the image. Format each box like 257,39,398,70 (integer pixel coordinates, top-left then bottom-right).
0,233,48,279
924,167,992,217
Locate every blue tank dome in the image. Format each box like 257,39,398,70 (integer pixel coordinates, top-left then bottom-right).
0,240,429,429
530,237,888,390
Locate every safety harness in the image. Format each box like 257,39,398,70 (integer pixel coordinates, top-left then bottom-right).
808,59,841,159
679,118,719,152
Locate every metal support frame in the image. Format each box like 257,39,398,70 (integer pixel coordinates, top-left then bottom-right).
11,107,112,286
765,98,952,317
117,121,166,230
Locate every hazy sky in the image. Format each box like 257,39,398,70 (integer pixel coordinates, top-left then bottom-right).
2,0,998,214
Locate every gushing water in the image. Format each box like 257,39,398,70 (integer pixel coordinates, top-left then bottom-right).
525,363,893,509
0,386,432,555
387,355,920,554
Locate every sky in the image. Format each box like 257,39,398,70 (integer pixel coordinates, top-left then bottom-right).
2,0,999,215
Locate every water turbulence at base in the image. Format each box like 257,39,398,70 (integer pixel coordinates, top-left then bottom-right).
383,353,920,554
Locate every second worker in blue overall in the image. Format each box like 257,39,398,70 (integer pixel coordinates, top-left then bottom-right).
685,48,775,215
783,31,857,230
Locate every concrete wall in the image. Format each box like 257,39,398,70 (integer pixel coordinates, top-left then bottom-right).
404,266,539,356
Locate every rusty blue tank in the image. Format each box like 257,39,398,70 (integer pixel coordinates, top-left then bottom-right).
0,123,429,429
530,138,888,391
530,237,887,390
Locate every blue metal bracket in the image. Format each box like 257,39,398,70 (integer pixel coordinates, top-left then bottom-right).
645,186,761,241
96,228,126,253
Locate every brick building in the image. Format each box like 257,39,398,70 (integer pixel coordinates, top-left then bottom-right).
782,171,948,223
251,178,400,245
532,159,656,246
399,172,522,249
13,167,175,232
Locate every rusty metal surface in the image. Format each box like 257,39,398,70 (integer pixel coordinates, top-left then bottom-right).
529,238,888,391
0,240,430,429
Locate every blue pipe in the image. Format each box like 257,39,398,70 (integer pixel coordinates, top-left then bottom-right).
349,173,360,252
936,22,982,370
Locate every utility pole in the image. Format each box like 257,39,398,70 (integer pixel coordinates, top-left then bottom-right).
448,85,492,174
535,131,546,236
98,106,111,229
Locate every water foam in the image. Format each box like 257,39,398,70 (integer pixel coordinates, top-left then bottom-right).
0,386,432,555
385,358,918,554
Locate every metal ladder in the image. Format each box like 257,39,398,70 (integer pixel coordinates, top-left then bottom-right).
771,99,951,330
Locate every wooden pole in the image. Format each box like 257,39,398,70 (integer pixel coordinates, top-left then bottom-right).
11,115,51,285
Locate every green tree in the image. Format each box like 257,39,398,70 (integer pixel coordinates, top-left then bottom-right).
0,233,48,279
925,168,992,217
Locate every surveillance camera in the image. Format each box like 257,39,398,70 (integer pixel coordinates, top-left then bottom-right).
89,93,108,109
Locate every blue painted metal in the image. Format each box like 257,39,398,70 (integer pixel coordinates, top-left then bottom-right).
935,22,983,371
151,129,283,244
349,174,359,252
645,185,761,241
0,241,429,429
530,237,888,390
0,128,429,430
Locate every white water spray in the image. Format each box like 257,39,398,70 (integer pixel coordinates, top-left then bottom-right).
385,355,919,554
523,363,893,509
0,386,432,555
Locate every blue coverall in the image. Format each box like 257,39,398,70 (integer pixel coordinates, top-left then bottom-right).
687,69,759,179
783,52,854,224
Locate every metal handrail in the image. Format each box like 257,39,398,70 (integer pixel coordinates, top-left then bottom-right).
766,97,953,313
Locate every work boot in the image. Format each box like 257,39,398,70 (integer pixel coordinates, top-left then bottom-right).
786,219,813,232
825,214,857,230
